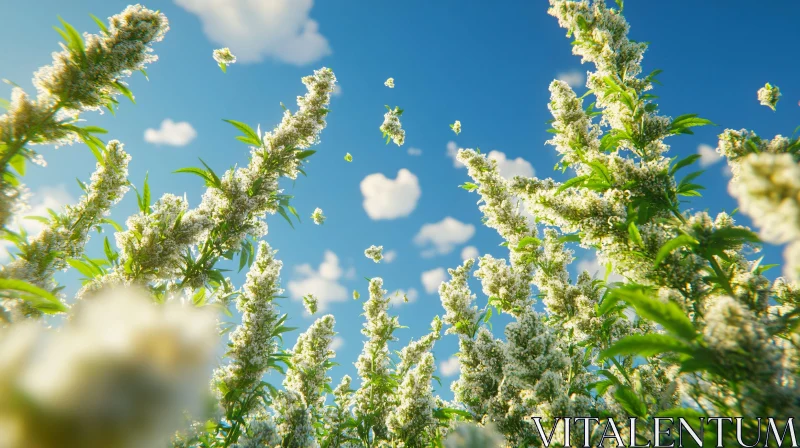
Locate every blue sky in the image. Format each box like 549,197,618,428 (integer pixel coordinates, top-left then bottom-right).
2,0,798,399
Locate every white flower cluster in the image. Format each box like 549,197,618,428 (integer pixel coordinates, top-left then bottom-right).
364,244,383,263
311,207,325,225
353,278,397,441
0,287,217,448
0,5,168,231
213,47,237,65
2,140,131,320
78,67,336,297
386,353,437,446
380,106,405,146
212,242,283,410
33,5,169,113
303,293,318,314
451,120,461,135
274,314,336,447
384,77,395,88
757,82,781,110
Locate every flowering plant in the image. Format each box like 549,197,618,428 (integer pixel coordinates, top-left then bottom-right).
0,1,798,448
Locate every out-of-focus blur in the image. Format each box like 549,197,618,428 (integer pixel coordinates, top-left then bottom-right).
0,288,219,448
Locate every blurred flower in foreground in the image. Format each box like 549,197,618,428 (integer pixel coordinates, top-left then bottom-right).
444,422,505,448
213,47,237,73
0,288,218,448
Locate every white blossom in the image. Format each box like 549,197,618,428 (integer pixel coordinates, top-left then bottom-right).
364,244,383,263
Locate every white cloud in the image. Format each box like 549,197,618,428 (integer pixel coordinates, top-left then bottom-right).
446,141,464,168
697,144,722,168
144,119,197,147
407,147,422,156
439,356,460,377
383,250,397,263
388,288,418,306
414,217,475,256
461,245,479,261
344,266,356,280
421,268,447,294
360,169,421,220
332,84,342,97
1,186,75,260
487,150,535,180
556,70,586,88
576,256,624,284
175,0,331,65
330,336,344,351
287,250,348,311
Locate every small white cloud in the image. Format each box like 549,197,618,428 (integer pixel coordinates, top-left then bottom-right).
388,288,418,306
487,150,535,180
697,144,722,168
360,169,421,220
332,84,342,97
446,141,464,168
175,0,331,65
1,186,75,260
439,356,460,377
421,268,447,294
330,336,345,351
576,256,624,284
287,250,348,311
407,147,422,156
383,250,397,263
556,70,586,88
461,245,479,261
144,119,197,147
414,217,475,256
344,266,356,280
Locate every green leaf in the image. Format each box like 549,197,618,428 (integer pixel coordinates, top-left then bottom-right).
100,218,123,232
611,288,696,341
219,62,227,73
142,172,151,215
628,222,644,248
174,167,215,187
223,119,261,146
114,81,135,104
613,385,648,418
67,258,102,279
600,334,693,358
9,154,25,176
0,278,67,313
668,114,715,135
296,149,316,160
654,234,698,268
89,13,109,34
670,154,702,176
556,175,588,194
460,182,479,192
198,159,222,188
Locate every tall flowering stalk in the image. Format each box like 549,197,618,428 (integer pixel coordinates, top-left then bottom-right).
77,67,337,299
274,314,337,448
0,5,168,230
1,140,131,320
